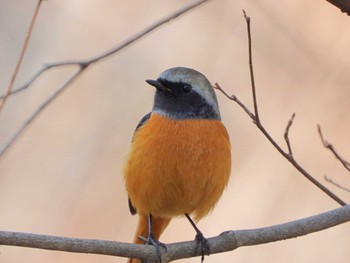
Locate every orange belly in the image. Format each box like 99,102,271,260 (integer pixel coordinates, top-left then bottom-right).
124,113,231,221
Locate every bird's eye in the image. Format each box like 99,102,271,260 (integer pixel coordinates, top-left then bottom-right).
181,84,192,93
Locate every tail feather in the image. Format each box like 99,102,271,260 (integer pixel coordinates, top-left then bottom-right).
128,214,171,263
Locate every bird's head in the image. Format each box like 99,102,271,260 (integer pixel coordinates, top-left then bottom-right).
146,67,220,120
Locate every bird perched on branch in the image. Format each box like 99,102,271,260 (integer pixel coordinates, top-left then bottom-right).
124,67,231,263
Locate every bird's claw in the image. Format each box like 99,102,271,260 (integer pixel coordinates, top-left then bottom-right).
195,232,210,263
145,233,167,262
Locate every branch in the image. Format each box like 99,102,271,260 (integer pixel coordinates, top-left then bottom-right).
325,176,350,193
284,113,296,156
326,0,350,15
0,68,85,156
242,10,346,206
0,0,212,157
0,0,44,111
1,205,349,262
242,10,259,124
215,10,347,206
318,125,350,172
0,0,211,100
213,83,254,120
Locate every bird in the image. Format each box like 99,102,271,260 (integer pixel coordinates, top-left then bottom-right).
124,67,231,263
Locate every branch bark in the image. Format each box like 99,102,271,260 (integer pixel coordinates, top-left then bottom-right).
1,205,349,262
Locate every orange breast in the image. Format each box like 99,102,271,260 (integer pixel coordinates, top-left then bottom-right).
124,113,231,221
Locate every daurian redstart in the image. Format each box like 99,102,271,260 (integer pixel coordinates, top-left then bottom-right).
124,67,231,262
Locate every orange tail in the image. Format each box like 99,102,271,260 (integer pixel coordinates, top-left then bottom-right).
128,214,171,263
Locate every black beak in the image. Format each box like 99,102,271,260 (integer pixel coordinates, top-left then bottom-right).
145,79,170,92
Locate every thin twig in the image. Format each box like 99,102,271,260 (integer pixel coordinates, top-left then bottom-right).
213,83,255,119
0,68,85,156
318,125,350,172
284,113,296,156
324,176,350,193
241,10,346,206
0,205,349,261
0,0,212,99
0,65,55,100
257,119,346,205
242,10,259,124
0,0,44,111
216,10,347,206
0,0,212,157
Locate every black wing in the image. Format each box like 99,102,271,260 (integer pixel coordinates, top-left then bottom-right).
128,112,152,215
128,198,137,215
133,112,152,138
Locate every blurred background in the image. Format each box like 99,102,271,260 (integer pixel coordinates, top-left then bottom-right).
1,0,350,262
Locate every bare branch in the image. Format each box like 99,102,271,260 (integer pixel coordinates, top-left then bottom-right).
326,0,350,15
216,11,347,206
0,69,85,156
0,0,212,157
0,0,44,111
1,205,349,262
242,10,259,124
213,83,255,119
284,113,296,156
0,0,212,100
0,65,59,100
325,176,350,193
318,125,350,172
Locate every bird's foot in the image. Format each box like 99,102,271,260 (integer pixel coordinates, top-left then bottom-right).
145,233,167,262
195,232,210,263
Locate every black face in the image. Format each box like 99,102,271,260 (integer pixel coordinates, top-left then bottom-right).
152,78,220,120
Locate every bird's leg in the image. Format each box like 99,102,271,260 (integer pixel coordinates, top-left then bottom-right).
185,213,210,263
145,214,167,262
